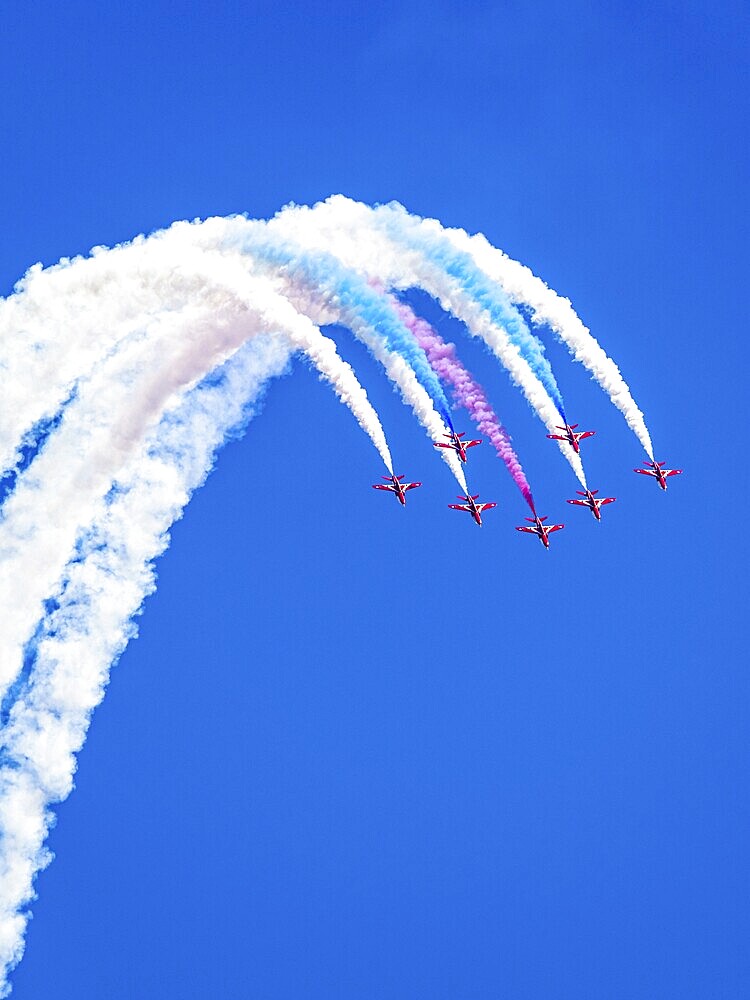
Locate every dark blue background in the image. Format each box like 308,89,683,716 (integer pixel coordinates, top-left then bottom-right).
2,2,748,997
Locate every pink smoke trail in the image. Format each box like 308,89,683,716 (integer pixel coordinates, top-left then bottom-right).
389,296,536,512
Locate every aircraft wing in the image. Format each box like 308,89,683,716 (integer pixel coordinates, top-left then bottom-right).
600,497,616,505
515,525,537,533
372,484,394,491
546,434,565,441
448,504,471,512
634,467,656,476
434,442,455,450
566,498,588,507
548,524,564,533
664,469,682,477
404,482,422,491
465,439,482,448
477,503,497,513
578,431,596,440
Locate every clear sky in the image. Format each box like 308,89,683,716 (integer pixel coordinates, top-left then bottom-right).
2,1,749,997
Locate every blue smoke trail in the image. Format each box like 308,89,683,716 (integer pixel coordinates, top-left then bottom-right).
380,206,568,421
228,233,455,430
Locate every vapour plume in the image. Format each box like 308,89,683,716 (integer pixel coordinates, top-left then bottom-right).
343,200,652,460
442,227,655,459
390,296,536,512
0,337,290,994
207,226,467,490
260,199,587,487
0,237,392,483
0,258,393,703
0,198,656,991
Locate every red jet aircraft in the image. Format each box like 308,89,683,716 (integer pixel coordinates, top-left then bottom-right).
372,474,422,506
448,494,497,526
516,514,564,549
633,460,682,491
566,489,616,521
434,430,482,463
546,423,595,454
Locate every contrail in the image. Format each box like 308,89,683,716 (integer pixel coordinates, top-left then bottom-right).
0,336,290,994
208,226,467,490
262,199,587,486
216,254,395,474
389,296,536,511
443,225,655,458
374,206,568,420
354,200,652,460
0,256,392,702
0,238,392,483
0,199,658,992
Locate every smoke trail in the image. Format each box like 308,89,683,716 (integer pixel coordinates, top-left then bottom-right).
390,296,536,511
263,200,587,486
215,254,394,474
0,198,654,990
375,207,567,421
441,226,655,459
0,256,393,702
0,337,290,995
238,234,455,422
0,239,392,483
205,225,467,490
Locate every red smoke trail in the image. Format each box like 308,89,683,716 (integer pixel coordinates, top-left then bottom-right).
390,297,536,512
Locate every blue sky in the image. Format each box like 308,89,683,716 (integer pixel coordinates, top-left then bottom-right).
2,1,749,997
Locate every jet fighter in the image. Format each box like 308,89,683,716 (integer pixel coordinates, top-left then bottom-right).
633,460,682,491
372,474,422,506
434,430,482,463
546,423,596,454
448,494,497,526
516,514,565,549
566,489,616,521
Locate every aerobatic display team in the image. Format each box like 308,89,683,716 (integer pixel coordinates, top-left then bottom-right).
0,196,680,994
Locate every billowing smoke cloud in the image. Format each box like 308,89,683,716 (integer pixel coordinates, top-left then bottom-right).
0,337,290,990
0,200,655,992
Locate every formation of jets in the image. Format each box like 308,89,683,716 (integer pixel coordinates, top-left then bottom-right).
371,425,682,550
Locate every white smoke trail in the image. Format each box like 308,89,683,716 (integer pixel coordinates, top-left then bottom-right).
0,199,655,991
0,225,448,991
0,236,392,482
438,226,655,460
257,199,587,487
186,218,467,490
0,336,290,994
0,255,392,702
263,267,468,493
215,254,394,474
